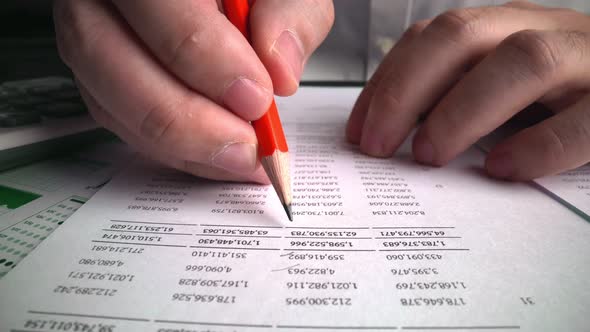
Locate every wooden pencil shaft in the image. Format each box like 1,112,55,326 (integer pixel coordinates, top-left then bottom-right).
261,150,292,206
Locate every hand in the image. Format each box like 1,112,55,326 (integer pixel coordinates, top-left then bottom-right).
53,0,334,183
347,1,590,180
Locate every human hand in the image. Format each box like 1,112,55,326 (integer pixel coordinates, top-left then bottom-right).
53,0,334,183
347,1,590,180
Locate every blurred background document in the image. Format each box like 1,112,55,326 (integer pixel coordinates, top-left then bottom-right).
0,142,134,277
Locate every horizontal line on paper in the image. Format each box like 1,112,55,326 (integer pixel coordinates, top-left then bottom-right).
285,236,372,240
91,240,186,248
27,310,150,322
277,325,398,330
101,229,192,236
379,249,469,252
195,234,281,239
201,224,284,229
154,319,272,328
110,219,197,226
288,249,376,252
372,227,455,229
375,237,462,239
401,326,520,330
189,246,280,251
286,227,370,230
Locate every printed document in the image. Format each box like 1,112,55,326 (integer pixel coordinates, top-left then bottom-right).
0,88,588,332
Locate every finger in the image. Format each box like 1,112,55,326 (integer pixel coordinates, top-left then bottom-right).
485,94,590,180
346,19,430,144
112,0,273,121
358,5,573,158
53,0,260,176
414,30,590,166
250,0,335,96
76,78,270,184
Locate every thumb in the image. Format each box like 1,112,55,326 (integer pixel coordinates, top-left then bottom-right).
250,0,335,96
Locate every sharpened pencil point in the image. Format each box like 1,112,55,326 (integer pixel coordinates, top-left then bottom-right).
261,151,293,223
283,203,293,222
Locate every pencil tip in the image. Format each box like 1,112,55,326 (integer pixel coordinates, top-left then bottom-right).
283,203,293,222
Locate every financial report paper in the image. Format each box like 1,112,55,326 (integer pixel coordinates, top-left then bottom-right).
0,88,589,332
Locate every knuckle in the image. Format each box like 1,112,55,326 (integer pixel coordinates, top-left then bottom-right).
404,20,430,40
501,30,562,81
427,8,484,44
400,20,430,41
139,96,188,144
373,80,406,116
535,110,590,165
436,108,465,137
578,110,590,142
561,30,590,60
164,27,207,70
537,125,568,162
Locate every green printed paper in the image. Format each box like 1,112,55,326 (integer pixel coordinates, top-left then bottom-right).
0,185,41,215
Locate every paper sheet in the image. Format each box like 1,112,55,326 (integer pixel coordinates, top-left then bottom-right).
0,88,588,332
534,167,590,220
0,141,134,277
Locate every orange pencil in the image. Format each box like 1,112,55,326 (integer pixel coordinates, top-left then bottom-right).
223,0,293,221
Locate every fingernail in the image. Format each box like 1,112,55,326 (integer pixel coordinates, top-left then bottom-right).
272,30,304,83
224,78,272,120
359,102,387,157
413,132,435,164
486,152,515,179
212,142,258,174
